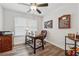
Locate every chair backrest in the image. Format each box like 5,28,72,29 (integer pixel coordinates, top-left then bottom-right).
41,30,47,39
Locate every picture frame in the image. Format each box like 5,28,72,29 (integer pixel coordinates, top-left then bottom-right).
44,20,53,28
58,14,71,29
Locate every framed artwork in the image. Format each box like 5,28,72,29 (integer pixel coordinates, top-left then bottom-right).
58,14,71,29
44,20,53,28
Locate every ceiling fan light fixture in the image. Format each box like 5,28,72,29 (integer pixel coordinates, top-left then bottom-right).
18,3,48,14
31,5,37,10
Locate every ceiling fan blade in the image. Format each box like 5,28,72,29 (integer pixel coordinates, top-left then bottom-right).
18,3,31,6
37,3,48,7
36,9,41,14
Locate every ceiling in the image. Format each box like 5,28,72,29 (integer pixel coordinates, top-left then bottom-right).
0,3,52,16
0,3,77,16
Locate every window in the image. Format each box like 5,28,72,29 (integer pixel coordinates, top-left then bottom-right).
14,17,37,36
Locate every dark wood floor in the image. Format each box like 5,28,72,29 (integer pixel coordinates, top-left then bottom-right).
0,42,65,56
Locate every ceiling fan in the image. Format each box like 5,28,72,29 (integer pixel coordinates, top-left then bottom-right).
18,3,48,14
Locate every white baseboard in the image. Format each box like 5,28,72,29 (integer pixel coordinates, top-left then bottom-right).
14,36,25,45
45,40,64,50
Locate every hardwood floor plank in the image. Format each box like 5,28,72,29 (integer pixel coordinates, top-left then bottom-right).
0,42,65,56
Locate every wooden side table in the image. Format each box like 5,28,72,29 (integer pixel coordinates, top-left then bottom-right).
65,35,79,56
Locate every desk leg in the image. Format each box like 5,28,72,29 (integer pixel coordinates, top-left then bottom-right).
74,40,77,56
25,36,27,44
34,39,36,54
65,36,67,55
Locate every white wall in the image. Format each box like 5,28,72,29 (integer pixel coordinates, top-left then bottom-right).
42,3,79,49
75,4,79,33
0,5,3,30
3,8,43,45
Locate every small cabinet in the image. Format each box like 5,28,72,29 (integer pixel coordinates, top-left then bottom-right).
0,34,12,52
0,38,2,52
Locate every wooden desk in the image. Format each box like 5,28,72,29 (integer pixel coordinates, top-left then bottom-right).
65,35,79,56
25,35,44,54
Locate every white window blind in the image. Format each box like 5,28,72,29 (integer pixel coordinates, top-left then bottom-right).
14,17,37,36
